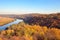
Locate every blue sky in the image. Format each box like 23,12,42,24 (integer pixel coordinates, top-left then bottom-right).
0,0,60,14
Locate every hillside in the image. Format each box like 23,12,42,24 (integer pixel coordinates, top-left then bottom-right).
0,22,60,40
0,13,60,40
20,13,60,29
0,13,60,28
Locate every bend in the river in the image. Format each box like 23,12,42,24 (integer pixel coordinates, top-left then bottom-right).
0,19,23,30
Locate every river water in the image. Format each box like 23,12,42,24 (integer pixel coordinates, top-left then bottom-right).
0,19,23,30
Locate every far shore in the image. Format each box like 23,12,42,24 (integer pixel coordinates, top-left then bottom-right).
0,17,14,26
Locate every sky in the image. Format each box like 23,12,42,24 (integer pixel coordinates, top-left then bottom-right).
0,0,60,14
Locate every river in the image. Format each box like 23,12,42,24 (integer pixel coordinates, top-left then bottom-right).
0,19,23,30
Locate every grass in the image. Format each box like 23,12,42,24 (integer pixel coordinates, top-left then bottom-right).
0,17,14,26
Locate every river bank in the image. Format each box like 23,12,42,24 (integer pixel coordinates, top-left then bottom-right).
0,19,23,30
0,17,14,26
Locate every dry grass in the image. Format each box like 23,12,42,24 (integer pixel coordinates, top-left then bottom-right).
0,17,14,26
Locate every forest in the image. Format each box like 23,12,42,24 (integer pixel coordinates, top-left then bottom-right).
0,13,60,40
0,22,60,40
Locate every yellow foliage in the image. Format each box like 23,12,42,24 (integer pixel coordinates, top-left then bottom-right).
0,38,2,40
0,22,60,40
6,30,14,34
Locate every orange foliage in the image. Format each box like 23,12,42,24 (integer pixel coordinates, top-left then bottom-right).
0,22,60,40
